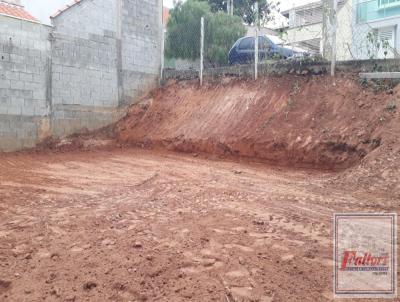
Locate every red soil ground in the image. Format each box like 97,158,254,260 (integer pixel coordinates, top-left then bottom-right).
1,73,399,301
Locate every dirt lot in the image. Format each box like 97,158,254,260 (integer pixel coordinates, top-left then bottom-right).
1,74,400,301
0,148,397,302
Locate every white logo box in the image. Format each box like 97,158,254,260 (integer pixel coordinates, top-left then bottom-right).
334,213,397,299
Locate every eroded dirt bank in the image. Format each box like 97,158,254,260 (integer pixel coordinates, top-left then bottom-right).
115,74,398,171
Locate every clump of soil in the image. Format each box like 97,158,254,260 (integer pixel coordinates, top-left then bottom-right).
34,124,117,153
0,280,11,294
115,74,397,171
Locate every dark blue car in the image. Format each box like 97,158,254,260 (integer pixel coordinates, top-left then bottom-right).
228,35,307,65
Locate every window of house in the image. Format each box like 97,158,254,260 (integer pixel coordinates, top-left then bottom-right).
376,26,396,58
378,0,400,9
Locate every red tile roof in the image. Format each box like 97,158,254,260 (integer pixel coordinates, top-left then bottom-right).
0,1,38,22
163,7,170,26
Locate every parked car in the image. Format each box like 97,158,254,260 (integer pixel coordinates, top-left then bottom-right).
228,35,309,65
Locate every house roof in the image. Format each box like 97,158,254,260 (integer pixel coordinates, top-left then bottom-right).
163,7,170,26
51,0,83,19
0,0,38,22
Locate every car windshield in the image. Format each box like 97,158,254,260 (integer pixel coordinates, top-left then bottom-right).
266,35,285,46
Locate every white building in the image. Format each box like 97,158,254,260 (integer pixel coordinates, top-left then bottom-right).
280,0,399,60
280,1,325,53
353,0,400,58
280,0,354,60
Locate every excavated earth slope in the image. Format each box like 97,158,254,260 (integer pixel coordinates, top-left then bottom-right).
41,73,400,198
116,74,398,172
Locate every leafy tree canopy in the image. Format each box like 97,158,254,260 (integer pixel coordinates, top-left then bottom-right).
165,0,210,61
204,12,246,65
165,0,246,65
199,0,279,25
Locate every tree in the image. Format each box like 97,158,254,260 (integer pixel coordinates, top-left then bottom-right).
165,0,210,61
165,0,246,66
205,12,246,65
200,0,279,25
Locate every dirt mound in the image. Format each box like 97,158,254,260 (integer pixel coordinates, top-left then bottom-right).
33,124,118,153
332,83,400,198
115,74,398,171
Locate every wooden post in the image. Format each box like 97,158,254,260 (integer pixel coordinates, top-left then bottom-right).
227,0,231,14
200,17,204,86
230,0,234,15
331,0,338,76
254,2,259,80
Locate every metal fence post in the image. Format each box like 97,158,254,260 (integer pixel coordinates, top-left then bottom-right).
227,0,234,15
200,16,204,86
254,2,259,80
322,0,328,59
160,0,164,84
331,0,338,76
160,28,165,83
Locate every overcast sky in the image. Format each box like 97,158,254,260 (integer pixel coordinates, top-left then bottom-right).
21,0,314,25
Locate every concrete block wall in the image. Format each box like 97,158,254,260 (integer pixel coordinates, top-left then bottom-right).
0,14,51,151
120,0,162,104
51,0,120,137
52,0,117,39
0,0,163,151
